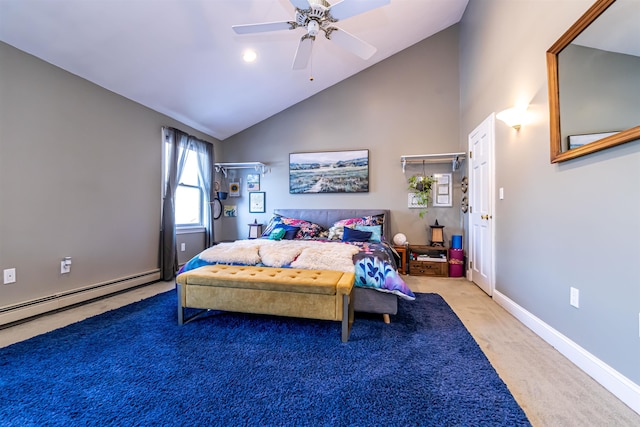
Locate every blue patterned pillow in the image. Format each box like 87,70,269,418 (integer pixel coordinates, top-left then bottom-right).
274,224,300,240
343,227,372,242
355,225,382,242
262,215,283,237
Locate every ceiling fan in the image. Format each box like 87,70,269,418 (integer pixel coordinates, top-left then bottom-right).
232,0,390,70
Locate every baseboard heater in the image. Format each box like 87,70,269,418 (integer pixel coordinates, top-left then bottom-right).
0,269,162,327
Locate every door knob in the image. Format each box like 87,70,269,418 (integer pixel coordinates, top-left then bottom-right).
481,214,492,220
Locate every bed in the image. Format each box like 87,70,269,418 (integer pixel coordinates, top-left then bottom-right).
177,209,415,323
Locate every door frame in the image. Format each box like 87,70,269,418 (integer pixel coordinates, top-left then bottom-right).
467,113,496,296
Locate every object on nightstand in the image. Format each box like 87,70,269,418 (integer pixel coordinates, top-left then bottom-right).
248,220,263,239
429,220,445,247
393,233,407,246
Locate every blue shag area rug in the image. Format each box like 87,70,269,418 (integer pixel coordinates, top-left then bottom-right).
0,291,530,426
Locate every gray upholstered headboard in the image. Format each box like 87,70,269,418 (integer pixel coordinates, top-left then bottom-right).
273,209,391,242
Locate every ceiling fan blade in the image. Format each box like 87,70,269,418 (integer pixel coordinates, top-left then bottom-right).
289,0,310,10
329,0,390,21
292,37,314,69
328,28,376,59
232,21,294,35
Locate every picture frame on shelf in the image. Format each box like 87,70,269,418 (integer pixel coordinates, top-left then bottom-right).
247,174,260,191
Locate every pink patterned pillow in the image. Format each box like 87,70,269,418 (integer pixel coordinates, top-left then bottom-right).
332,214,384,229
270,216,326,239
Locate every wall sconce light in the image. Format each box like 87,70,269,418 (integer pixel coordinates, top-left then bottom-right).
497,106,528,130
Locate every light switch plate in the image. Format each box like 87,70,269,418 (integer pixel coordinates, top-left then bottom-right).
570,287,580,308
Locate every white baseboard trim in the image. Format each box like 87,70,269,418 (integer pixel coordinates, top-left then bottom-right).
0,269,161,327
493,290,640,415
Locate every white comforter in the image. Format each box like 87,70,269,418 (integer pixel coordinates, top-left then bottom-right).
198,239,361,273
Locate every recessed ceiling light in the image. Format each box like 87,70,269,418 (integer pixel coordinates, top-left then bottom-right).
243,50,257,63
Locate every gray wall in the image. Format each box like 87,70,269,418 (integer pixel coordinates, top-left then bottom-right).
460,0,639,385
177,231,206,266
0,41,220,308
219,25,464,245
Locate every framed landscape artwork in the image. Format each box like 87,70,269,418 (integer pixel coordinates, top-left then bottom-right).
289,149,369,194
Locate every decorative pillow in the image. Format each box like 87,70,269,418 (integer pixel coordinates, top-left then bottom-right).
263,215,326,240
284,227,301,240
355,225,382,242
268,228,287,240
327,225,345,240
262,215,284,237
331,214,385,236
274,224,300,240
343,226,372,242
295,221,325,239
317,229,330,239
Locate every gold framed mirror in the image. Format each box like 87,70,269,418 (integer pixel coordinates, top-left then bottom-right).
547,0,640,163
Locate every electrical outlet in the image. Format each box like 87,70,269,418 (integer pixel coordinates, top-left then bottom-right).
61,261,70,274
570,287,579,308
181,243,186,252
3,268,16,284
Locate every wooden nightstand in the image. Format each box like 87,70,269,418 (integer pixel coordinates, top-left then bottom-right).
393,245,407,275
408,245,449,277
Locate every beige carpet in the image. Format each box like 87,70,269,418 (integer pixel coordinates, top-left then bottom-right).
1,277,639,426
406,275,639,427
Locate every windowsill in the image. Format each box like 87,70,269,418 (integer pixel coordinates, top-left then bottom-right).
176,226,205,235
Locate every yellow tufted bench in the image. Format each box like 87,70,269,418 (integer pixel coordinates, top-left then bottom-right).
176,265,356,342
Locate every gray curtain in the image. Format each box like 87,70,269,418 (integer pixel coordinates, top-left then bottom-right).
192,137,215,247
160,127,214,280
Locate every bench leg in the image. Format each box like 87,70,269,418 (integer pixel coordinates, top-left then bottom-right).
177,283,209,325
341,289,355,342
177,283,185,325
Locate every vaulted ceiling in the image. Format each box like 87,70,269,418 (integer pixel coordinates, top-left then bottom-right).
0,0,469,140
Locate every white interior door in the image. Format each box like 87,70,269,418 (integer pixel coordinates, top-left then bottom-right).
468,114,495,296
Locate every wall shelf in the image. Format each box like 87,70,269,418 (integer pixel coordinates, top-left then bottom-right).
400,152,466,172
214,162,268,176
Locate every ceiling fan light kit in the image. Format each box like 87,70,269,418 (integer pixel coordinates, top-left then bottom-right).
232,0,390,70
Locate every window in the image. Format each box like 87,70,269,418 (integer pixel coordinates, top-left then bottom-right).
163,142,205,228
175,150,203,226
